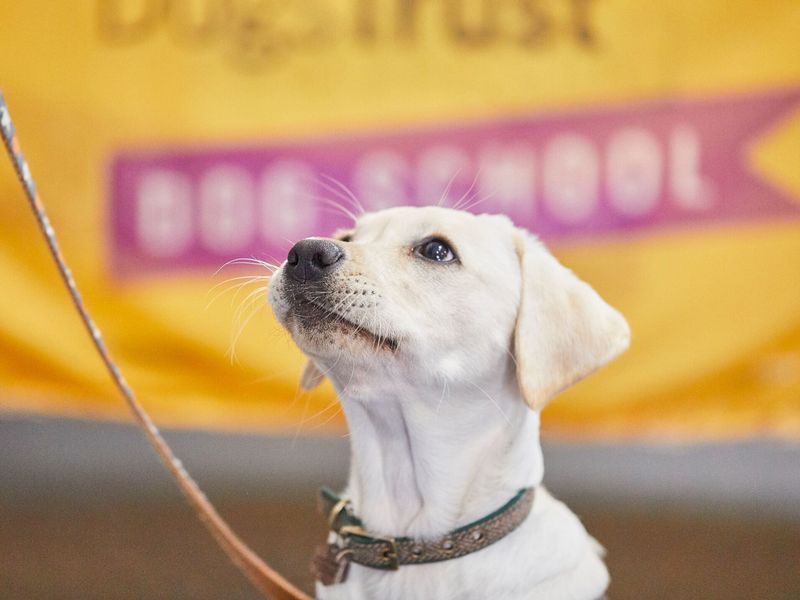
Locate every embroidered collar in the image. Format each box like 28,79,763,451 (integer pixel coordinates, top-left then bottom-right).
312,486,535,585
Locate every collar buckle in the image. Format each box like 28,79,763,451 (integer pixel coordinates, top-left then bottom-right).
339,525,400,570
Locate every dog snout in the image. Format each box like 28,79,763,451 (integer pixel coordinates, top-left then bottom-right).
286,239,344,283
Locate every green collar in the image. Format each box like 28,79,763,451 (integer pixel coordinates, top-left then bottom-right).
312,486,536,585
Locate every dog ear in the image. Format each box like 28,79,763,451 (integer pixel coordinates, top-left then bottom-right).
512,230,630,411
300,359,326,390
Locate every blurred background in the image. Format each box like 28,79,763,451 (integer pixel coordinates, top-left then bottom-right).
1,1,799,599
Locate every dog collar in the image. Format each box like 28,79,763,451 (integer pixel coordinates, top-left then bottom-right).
312,486,535,585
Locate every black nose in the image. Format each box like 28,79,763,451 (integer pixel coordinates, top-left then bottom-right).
285,239,344,283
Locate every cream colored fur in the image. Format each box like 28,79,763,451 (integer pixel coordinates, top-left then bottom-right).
268,206,629,600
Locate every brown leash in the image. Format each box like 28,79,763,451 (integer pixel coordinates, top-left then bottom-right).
1,93,311,600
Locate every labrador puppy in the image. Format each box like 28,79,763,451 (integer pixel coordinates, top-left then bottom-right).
268,206,629,600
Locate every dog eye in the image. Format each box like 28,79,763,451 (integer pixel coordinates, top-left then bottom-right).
417,239,457,263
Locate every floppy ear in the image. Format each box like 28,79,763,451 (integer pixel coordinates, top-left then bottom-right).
300,359,326,390
513,230,630,411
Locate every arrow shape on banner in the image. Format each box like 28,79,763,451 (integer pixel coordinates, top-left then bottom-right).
750,102,800,207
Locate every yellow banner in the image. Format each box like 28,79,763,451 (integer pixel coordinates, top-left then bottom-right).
1,1,799,439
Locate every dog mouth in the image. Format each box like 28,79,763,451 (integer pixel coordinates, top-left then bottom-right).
288,296,399,352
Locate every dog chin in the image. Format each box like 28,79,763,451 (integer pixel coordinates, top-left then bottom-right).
286,302,399,356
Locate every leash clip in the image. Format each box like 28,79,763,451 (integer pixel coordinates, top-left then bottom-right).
312,543,353,586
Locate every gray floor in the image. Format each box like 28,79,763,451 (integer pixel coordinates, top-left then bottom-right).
2,415,799,517
1,415,799,600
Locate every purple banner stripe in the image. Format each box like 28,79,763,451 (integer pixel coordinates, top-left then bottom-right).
110,89,800,276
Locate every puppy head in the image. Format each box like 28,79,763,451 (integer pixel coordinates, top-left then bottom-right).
268,206,629,409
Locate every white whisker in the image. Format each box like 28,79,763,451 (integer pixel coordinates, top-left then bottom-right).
318,173,365,215
205,275,269,310
214,257,278,277
227,285,268,362
459,191,493,213
308,405,343,431
436,168,463,207
451,168,482,211
465,380,510,425
436,379,449,415
317,198,360,223
298,398,342,425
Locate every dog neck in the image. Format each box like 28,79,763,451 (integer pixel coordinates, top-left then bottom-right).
328,367,544,540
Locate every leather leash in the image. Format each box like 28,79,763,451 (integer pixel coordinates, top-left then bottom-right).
0,93,311,600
